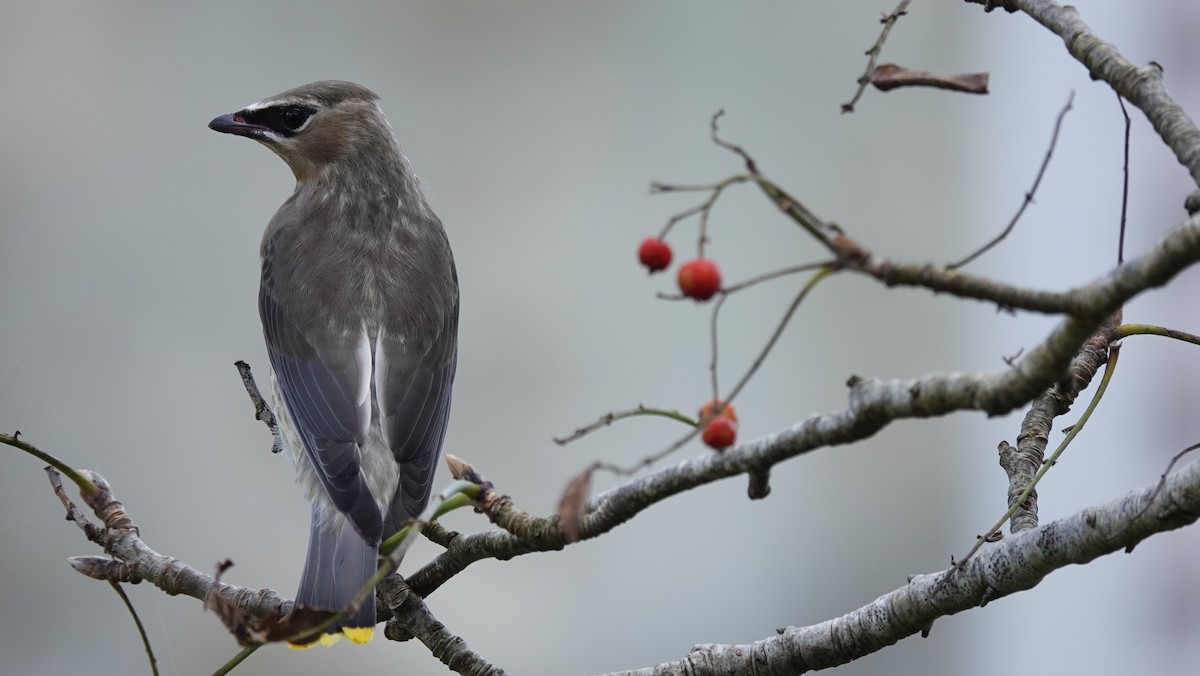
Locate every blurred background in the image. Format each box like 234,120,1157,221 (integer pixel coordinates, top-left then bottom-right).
2,2,1199,674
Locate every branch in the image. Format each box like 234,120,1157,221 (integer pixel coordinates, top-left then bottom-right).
605,454,1200,674
842,0,915,113
405,289,1145,596
1002,311,1120,532
48,469,293,619
851,209,1200,315
949,91,1074,269
379,578,506,675
969,0,1200,205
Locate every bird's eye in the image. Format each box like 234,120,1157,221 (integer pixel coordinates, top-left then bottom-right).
280,105,312,131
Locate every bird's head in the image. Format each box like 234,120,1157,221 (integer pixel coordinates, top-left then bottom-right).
209,80,397,182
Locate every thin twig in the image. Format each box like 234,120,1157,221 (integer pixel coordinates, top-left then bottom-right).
1117,93,1132,265
2,432,98,494
950,91,1075,269
719,260,838,295
108,581,159,676
967,1,1200,190
593,428,704,478
593,266,836,479
709,293,728,402
650,174,752,255
710,110,759,175
1116,441,1200,546
1114,323,1200,347
212,646,259,676
842,0,915,113
234,361,282,454
553,406,698,446
941,344,1120,586
719,266,836,407
752,178,845,254
45,467,102,542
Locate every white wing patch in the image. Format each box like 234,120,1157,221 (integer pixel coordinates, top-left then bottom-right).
354,330,372,439
372,330,389,448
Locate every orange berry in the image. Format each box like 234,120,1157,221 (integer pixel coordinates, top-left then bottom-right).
698,399,738,424
637,237,672,273
702,417,738,451
677,258,721,300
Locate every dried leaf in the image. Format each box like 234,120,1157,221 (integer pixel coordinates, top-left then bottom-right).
871,63,989,95
205,560,338,647
557,467,594,543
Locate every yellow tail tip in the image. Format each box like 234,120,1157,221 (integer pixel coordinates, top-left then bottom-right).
342,627,374,645
287,627,374,649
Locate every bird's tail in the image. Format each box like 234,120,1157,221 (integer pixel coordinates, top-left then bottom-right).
290,504,378,648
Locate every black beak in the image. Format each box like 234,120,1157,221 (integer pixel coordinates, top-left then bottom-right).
208,112,266,139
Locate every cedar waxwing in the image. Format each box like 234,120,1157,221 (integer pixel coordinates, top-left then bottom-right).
208,81,458,647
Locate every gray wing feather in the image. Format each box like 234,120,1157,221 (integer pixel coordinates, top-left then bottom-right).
378,305,458,534
294,502,377,631
260,287,383,544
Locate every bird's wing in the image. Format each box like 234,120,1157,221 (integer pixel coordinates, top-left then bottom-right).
375,301,458,533
260,286,383,544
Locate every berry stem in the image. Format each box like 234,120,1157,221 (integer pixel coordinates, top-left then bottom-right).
554,405,699,446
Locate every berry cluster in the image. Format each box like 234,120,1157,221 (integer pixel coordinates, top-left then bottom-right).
698,399,738,451
638,238,737,451
637,238,722,301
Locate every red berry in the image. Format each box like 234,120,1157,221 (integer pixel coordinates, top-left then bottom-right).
638,237,673,273
698,399,738,424
677,258,721,300
702,417,738,451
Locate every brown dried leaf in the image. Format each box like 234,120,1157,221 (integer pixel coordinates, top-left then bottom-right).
871,63,989,95
205,560,338,647
557,467,594,543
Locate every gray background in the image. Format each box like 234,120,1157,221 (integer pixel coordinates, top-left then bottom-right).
2,2,1199,675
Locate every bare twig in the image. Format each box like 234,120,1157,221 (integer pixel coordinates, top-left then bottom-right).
950,91,1075,269
554,406,697,446
1117,441,1200,547
968,1,1200,193
720,260,839,295
2,432,98,494
842,0,915,113
234,360,282,454
708,293,728,402
710,109,759,175
212,646,259,676
1114,323,1200,346
107,580,159,676
650,173,752,256
718,267,835,408
578,266,836,483
1117,93,1132,264
946,343,1119,583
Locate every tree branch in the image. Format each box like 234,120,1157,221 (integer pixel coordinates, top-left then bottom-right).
968,0,1200,205
379,578,506,675
606,454,1200,674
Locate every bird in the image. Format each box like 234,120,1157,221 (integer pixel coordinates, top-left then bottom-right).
208,81,458,647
